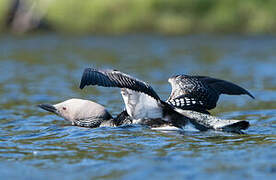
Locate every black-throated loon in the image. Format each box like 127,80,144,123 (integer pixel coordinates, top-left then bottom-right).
38,99,135,128
79,68,251,132
167,75,254,114
38,98,179,129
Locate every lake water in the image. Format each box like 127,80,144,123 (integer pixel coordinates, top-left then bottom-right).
0,34,275,180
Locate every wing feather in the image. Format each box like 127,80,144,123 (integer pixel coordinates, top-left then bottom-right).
168,75,254,112
80,68,161,101
194,76,255,99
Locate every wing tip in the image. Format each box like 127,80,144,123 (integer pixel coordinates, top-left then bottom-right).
223,120,250,132
79,68,92,89
79,83,85,89
247,92,255,99
237,120,250,130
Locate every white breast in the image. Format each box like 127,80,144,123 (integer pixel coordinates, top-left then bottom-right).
121,89,163,119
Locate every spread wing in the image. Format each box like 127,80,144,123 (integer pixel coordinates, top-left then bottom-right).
198,76,254,98
167,75,254,112
80,68,161,101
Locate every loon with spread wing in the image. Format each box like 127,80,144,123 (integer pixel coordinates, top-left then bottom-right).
79,68,250,133
79,68,187,130
167,75,254,114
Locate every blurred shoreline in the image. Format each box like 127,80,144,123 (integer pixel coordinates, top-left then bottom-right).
1,0,276,35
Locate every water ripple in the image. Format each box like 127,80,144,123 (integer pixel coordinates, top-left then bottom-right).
0,35,275,179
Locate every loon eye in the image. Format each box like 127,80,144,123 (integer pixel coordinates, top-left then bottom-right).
62,107,67,110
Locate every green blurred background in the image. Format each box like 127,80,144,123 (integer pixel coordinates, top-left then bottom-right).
1,0,276,35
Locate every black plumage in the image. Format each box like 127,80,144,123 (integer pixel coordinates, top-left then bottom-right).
167,75,254,113
79,68,188,128
80,68,161,101
79,68,251,132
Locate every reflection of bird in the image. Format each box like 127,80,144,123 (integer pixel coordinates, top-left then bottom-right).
167,75,254,114
79,68,250,132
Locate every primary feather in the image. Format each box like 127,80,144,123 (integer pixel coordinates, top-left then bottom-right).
80,68,161,101
167,75,254,113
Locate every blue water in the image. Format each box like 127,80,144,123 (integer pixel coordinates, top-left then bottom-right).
0,34,275,179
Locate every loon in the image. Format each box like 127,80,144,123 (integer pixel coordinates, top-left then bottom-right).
38,98,176,128
167,75,254,114
79,68,250,133
38,99,115,128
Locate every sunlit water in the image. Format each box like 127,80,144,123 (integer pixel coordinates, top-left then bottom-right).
0,34,275,179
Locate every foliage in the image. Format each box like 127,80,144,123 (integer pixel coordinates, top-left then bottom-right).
1,0,276,34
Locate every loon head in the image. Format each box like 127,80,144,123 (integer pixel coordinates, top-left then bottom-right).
38,98,112,127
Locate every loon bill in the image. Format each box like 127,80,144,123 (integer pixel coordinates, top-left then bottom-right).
167,75,254,114
79,68,250,133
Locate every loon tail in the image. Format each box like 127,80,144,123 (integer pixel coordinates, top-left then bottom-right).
174,108,250,133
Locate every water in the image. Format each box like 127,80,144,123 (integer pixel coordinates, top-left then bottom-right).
0,34,275,179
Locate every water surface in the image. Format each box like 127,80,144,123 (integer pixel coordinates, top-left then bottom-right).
0,34,275,179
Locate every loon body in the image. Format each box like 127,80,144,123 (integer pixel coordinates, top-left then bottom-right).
38,68,253,133
79,68,250,133
167,75,254,114
38,98,177,129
